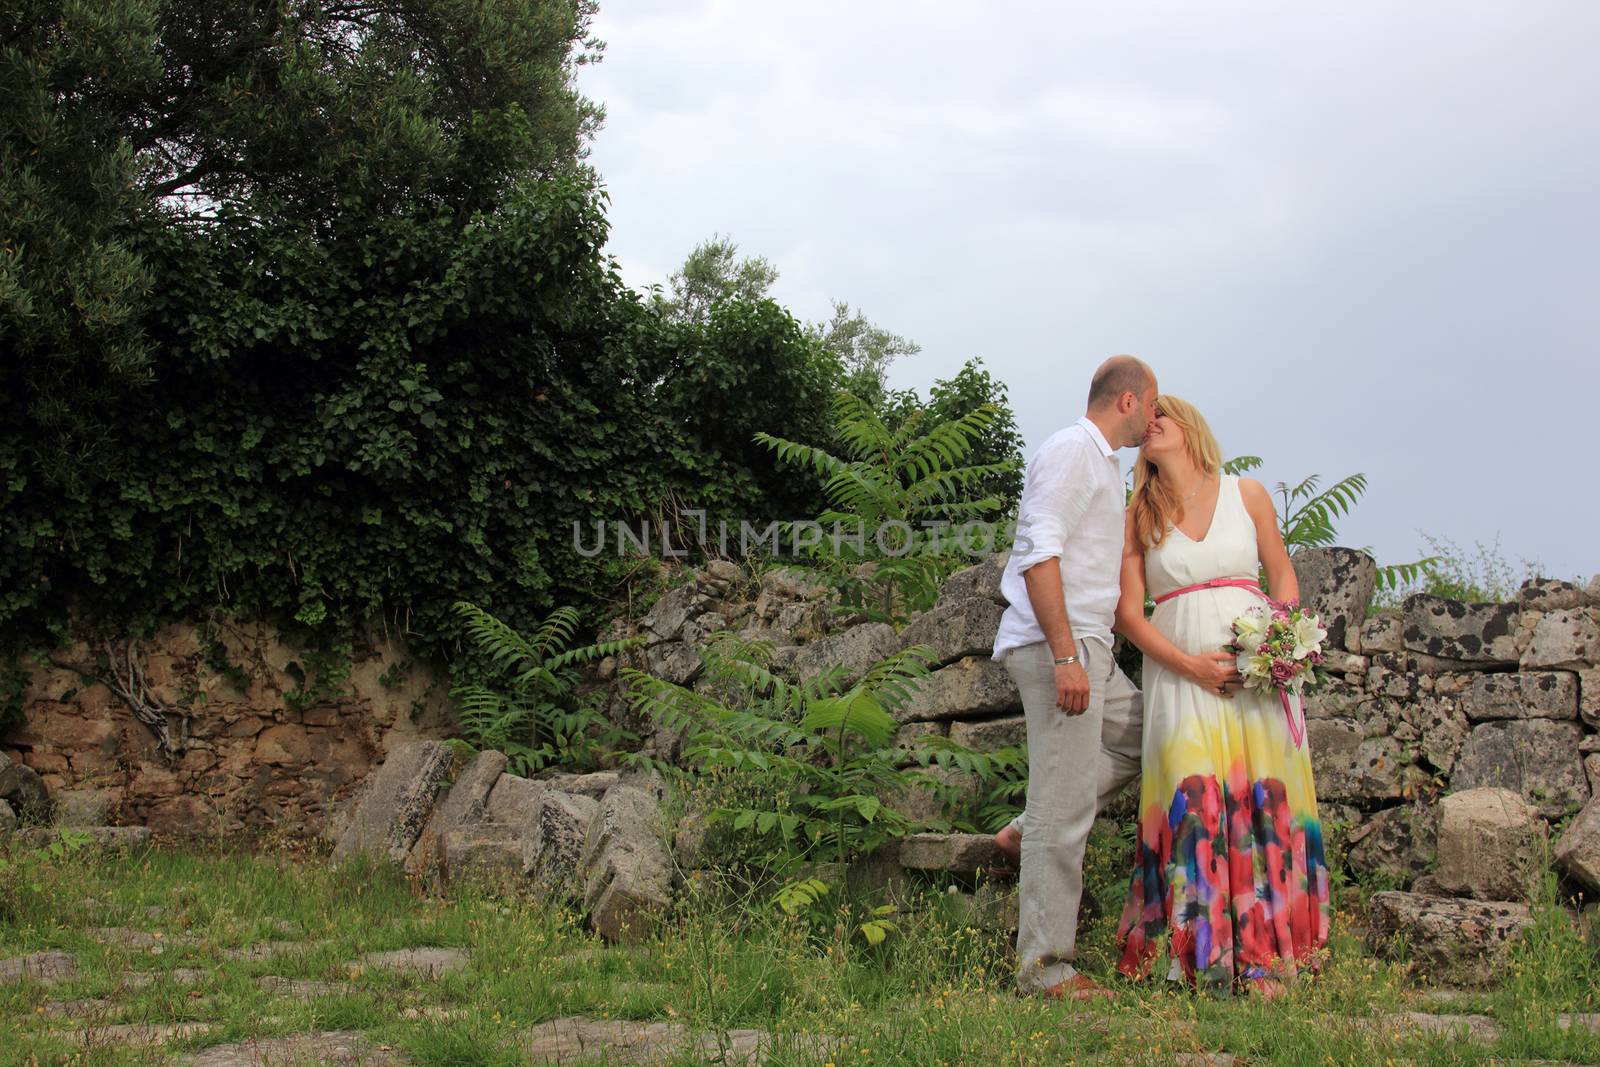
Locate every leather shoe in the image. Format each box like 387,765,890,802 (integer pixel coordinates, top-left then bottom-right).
1041,974,1113,1001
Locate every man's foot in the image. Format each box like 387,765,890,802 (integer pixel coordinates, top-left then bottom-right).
993,824,1021,871
1041,974,1114,1001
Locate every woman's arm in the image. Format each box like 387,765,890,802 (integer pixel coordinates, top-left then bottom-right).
1241,478,1299,603
1113,513,1239,690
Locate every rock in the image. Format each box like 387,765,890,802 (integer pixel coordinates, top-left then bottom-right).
442,825,525,882
483,773,548,824
948,715,1027,752
52,787,109,827
405,749,508,877
703,559,742,584
1402,595,1523,664
0,799,14,832
1359,613,1405,654
180,1029,408,1066
1460,671,1578,721
526,790,599,895
1433,788,1545,902
640,585,710,641
1292,547,1377,653
892,721,948,749
351,946,469,978
1303,679,1365,720
1451,720,1588,817
938,553,1009,606
1367,891,1534,986
1521,578,1590,612
898,597,1003,668
1522,609,1600,670
1580,669,1600,729
1554,797,1600,895
330,740,452,867
1359,1013,1503,1045
516,1015,773,1066
540,770,621,799
897,833,1005,874
788,623,899,689
1399,697,1471,774
644,640,701,686
579,785,672,943
900,657,1021,722
19,825,151,852
1308,719,1405,803
1320,649,1369,676
1346,805,1437,886
0,950,78,984
886,765,977,824
0,759,49,822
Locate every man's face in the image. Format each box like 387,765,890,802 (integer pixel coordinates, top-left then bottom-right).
1124,377,1158,448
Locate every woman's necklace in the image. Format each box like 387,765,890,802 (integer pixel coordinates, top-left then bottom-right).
1176,474,1215,504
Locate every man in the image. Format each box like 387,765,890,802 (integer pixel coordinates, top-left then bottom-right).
990,354,1169,1000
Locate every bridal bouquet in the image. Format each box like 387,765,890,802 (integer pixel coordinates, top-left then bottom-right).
1228,599,1329,700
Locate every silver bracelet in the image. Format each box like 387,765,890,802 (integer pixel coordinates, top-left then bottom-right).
1053,655,1078,666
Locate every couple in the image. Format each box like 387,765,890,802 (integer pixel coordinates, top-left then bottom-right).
990,355,1329,999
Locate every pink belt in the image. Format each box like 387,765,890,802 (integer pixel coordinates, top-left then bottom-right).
1151,576,1305,748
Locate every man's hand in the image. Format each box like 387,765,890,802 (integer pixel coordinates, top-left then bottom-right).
1055,661,1091,715
1188,650,1242,696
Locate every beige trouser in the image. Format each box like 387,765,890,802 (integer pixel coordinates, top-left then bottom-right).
1004,638,1142,992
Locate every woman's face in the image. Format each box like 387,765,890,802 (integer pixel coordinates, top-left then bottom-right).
1140,409,1186,461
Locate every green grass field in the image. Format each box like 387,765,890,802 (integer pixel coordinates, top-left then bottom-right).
3,827,1599,1066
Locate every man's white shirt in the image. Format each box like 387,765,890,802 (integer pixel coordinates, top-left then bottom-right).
992,416,1126,661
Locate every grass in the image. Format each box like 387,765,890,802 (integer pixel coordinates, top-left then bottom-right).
2,826,1600,1066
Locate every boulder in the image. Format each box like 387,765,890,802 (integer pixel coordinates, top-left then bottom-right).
330,740,452,867
897,832,1006,875
405,749,508,877
1346,805,1437,886
526,790,599,895
1308,719,1405,803
1402,595,1523,664
0,799,14,833
640,585,711,642
1522,609,1600,671
1359,613,1405,655
937,553,1009,606
1367,891,1534,987
1460,672,1578,721
484,773,548,824
899,657,1021,722
703,559,742,584
1433,788,1545,902
1291,547,1377,653
1579,669,1600,729
898,597,1003,668
1521,578,1590,612
442,825,525,883
788,623,899,689
1554,797,1600,895
644,640,702,686
1451,720,1588,817
0,759,49,823
579,785,672,942
948,715,1026,752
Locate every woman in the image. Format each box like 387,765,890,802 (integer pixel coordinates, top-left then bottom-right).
1113,396,1330,995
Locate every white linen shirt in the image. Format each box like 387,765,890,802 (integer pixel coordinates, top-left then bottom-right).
992,416,1126,661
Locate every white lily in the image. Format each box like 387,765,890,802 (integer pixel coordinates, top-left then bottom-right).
1291,613,1327,660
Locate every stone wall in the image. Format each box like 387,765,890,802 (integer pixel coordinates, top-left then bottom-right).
0,619,451,836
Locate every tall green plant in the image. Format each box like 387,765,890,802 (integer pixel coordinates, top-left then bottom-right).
756,392,1020,626
449,602,638,774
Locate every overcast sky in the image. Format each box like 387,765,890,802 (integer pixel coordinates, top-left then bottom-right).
579,2,1600,584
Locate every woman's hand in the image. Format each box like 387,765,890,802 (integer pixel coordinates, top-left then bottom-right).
1186,650,1242,696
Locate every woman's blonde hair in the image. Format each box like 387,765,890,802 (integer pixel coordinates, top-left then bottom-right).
1130,395,1224,549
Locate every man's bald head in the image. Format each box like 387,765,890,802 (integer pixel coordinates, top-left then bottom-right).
1086,355,1154,411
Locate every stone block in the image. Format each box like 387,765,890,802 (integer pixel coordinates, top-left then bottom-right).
1304,679,1364,720
1461,672,1578,721
948,715,1027,752
1522,609,1600,671
541,770,621,799
330,740,452,867
1451,720,1588,817
1399,697,1471,774
898,597,1003,668
899,657,1021,722
1433,788,1545,903
442,825,525,883
885,765,978,825
579,785,673,942
1521,578,1590,612
892,721,948,749
1403,595,1523,664
640,586,711,642
1359,613,1405,654
1554,797,1600,895
1292,547,1377,653
1309,719,1405,803
787,623,900,690
52,788,109,828
405,749,507,878
644,641,701,686
897,832,1005,874
1367,891,1534,987
0,760,49,822
484,773,548,824
0,799,14,832
1346,805,1437,886
937,553,1009,606
1580,669,1600,729
526,790,599,895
